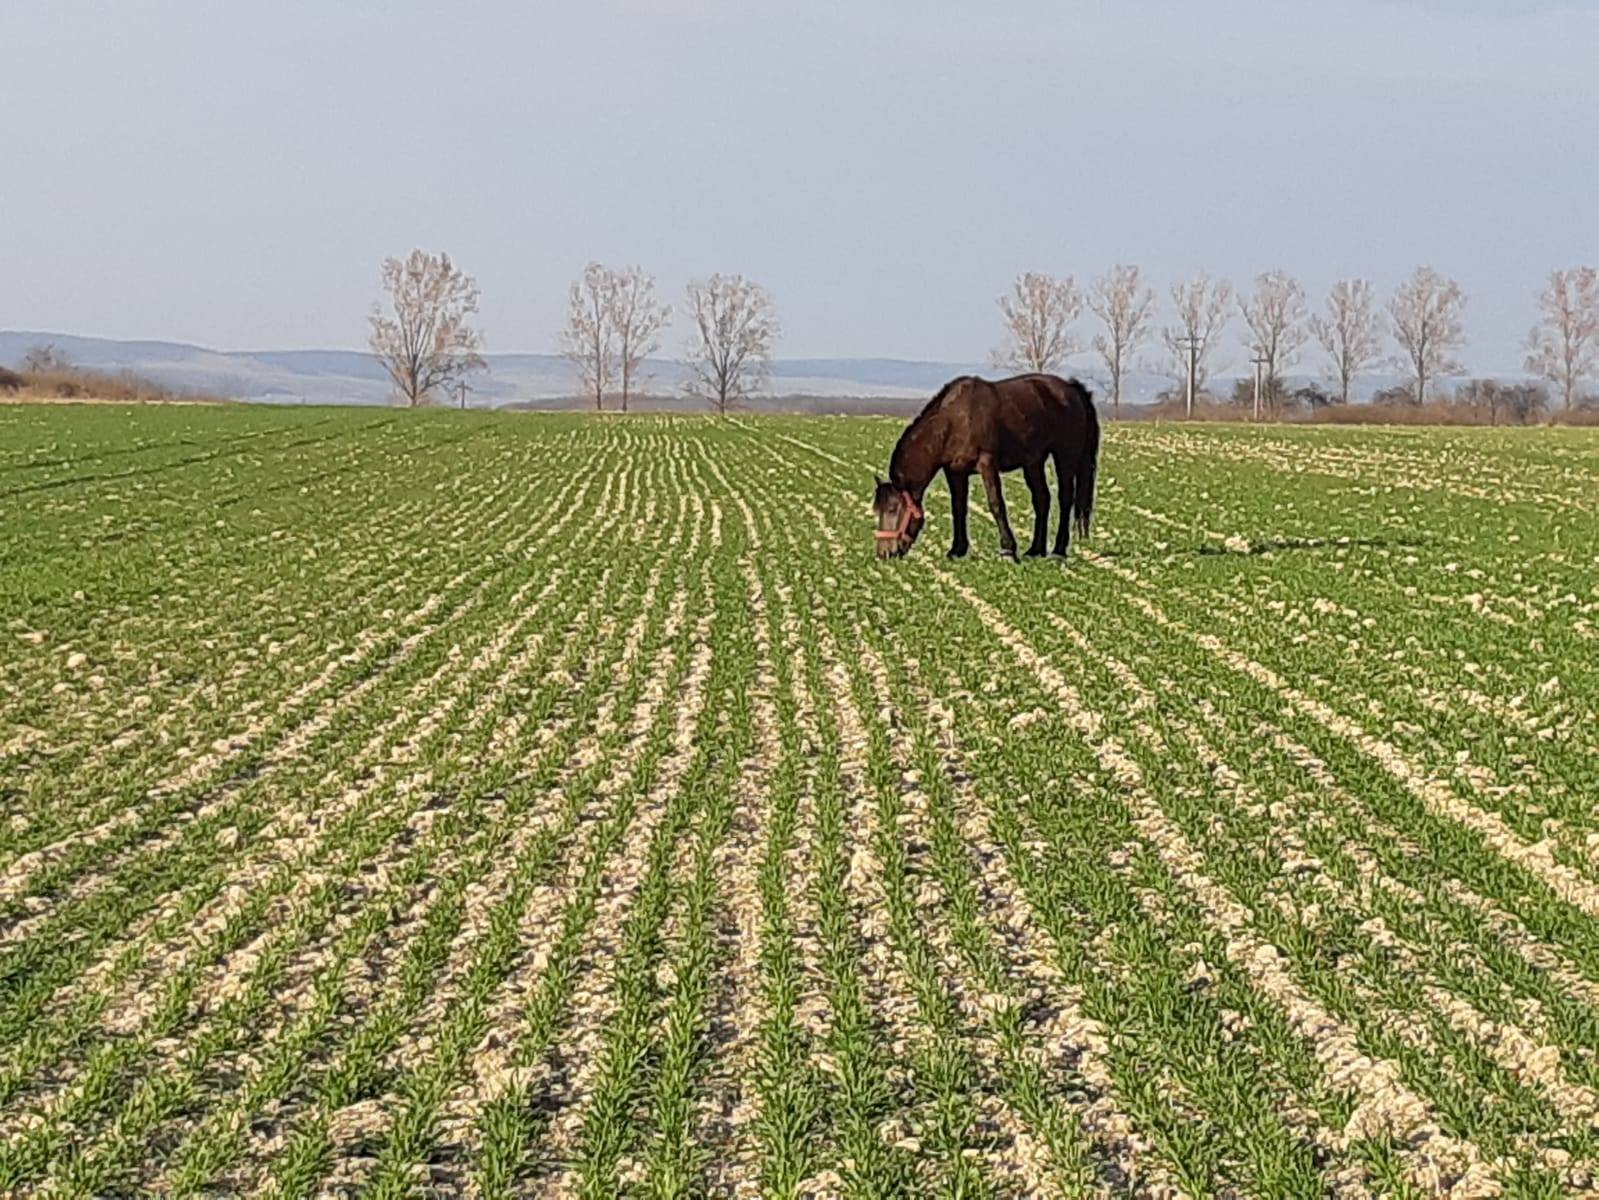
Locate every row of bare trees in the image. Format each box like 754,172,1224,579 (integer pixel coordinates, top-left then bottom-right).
368,250,779,411
557,265,782,414
367,249,1596,414
994,265,1599,415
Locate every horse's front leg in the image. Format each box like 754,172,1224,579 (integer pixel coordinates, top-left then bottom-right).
1022,462,1050,557
978,459,1017,559
945,468,970,558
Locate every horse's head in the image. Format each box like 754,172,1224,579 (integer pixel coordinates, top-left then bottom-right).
872,476,924,559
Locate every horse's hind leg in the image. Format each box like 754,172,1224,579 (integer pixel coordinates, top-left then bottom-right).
978,458,1018,559
945,467,970,559
1051,449,1077,557
1023,462,1050,557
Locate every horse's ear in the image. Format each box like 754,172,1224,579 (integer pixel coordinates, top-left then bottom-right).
874,473,884,487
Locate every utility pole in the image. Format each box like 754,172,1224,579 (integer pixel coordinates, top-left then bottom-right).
457,380,468,410
1174,334,1200,418
1250,352,1268,422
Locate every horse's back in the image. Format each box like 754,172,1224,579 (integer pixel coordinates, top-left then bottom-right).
976,374,1092,467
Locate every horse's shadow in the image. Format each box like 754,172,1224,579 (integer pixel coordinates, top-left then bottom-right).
1092,535,1426,561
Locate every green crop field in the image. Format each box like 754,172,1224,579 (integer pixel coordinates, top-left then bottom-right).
2,404,1598,1199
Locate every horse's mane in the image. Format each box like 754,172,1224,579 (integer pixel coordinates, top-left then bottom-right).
889,376,971,484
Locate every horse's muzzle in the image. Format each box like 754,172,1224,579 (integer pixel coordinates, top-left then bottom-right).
875,535,910,560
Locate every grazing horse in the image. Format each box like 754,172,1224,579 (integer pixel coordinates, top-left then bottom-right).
873,373,1100,560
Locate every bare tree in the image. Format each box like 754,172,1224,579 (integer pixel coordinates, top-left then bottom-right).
1308,279,1384,405
560,262,618,411
683,274,778,414
1525,266,1599,412
368,250,485,407
1388,266,1467,405
993,272,1082,373
1162,273,1233,413
607,265,671,414
1239,270,1307,418
1087,265,1156,415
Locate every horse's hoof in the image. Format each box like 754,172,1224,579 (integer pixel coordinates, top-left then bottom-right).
1024,547,1046,559
947,547,968,560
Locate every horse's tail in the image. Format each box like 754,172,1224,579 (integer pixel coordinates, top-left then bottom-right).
1074,383,1100,539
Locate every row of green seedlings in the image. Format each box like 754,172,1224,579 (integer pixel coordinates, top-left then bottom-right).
971,559,1599,1183
740,429,1367,1196
901,560,1535,1190
777,419,1586,1190
468,479,740,1197
0,536,628,1145
1058,495,1599,913
736,497,982,1198
1102,449,1599,817
757,487,1122,1197
602,523,763,1198
1079,527,1599,917
271,491,712,1196
0,434,493,819
469,569,742,1198
0,490,613,1090
0,443,625,989
1109,430,1598,696
0,439,535,860
176,545,685,1198
156,482,683,1195
0,428,609,863
0,515,652,1193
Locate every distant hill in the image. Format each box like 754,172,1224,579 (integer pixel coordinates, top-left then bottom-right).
1,330,1434,410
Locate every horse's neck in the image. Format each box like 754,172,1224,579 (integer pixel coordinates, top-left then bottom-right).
890,413,943,497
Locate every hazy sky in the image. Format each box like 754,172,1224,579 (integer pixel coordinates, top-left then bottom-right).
2,0,1595,372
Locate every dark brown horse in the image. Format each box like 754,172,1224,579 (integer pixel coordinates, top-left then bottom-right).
873,373,1100,560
